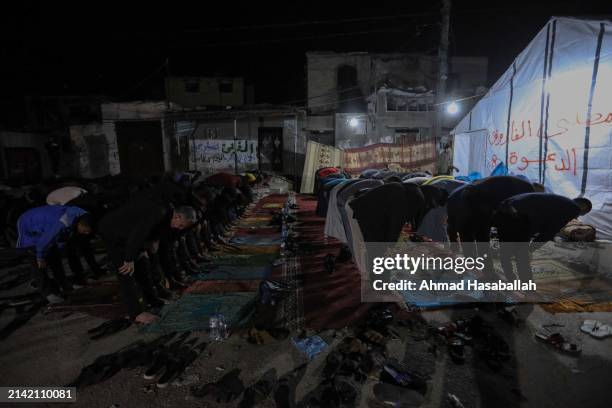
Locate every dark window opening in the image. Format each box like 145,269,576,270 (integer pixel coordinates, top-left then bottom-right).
185,81,200,93
219,82,233,93
337,65,358,91
337,65,365,113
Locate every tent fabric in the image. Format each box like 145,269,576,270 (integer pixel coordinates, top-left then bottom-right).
452,17,612,240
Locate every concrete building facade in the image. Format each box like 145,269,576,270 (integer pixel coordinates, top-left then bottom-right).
165,77,246,108
305,51,488,149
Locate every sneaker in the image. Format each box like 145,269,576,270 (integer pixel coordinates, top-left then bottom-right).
46,293,65,304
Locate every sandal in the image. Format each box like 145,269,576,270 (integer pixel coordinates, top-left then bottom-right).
535,332,581,354
581,320,612,339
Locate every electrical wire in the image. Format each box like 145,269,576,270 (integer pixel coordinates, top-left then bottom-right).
176,12,441,33
118,60,168,99
170,26,411,48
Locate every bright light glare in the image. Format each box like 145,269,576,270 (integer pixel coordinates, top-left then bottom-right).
447,102,459,114
349,118,359,127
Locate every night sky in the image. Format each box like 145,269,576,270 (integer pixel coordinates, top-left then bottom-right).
1,0,611,106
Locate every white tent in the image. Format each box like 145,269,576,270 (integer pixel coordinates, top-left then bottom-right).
452,17,612,240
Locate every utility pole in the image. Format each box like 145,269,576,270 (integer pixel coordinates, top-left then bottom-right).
435,0,451,172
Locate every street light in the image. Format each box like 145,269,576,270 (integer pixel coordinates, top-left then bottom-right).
349,117,359,127
446,101,459,115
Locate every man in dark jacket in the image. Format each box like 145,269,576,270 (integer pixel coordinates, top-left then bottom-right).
349,182,426,243
446,176,535,279
495,193,592,243
17,205,93,303
493,193,592,282
446,176,535,243
98,199,196,324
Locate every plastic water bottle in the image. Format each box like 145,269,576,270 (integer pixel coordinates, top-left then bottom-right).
209,312,228,341
281,223,288,252
281,223,288,240
217,313,228,340
209,314,219,341
490,227,500,251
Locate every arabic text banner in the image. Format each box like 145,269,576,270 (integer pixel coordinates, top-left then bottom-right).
343,141,437,175
191,139,258,173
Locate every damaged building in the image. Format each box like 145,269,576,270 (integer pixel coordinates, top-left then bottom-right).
305,51,488,149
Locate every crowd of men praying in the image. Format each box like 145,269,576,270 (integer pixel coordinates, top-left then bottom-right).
5,163,595,324
316,167,592,294
10,171,260,325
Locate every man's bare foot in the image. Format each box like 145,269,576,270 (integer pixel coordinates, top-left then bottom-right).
134,312,159,325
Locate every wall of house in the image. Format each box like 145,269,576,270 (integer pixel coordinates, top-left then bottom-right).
166,77,244,108
70,101,170,178
307,52,373,113
168,115,306,178
69,123,120,178
102,101,169,175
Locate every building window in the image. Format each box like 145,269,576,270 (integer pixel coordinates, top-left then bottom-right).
386,94,433,112
219,82,233,93
395,128,420,144
184,81,200,93
337,65,358,90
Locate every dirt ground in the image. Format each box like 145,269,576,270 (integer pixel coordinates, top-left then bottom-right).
1,286,611,408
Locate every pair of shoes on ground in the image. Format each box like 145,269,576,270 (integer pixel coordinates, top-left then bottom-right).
191,368,245,403
88,318,132,340
143,337,207,388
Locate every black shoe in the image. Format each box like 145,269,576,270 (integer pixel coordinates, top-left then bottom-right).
126,332,178,369
155,284,175,301
191,368,244,403
448,337,466,364
187,264,201,275
88,318,132,341
168,277,188,290
143,336,195,380
146,296,167,308
324,254,335,275
274,364,307,408
239,368,277,408
337,245,352,263
157,341,207,388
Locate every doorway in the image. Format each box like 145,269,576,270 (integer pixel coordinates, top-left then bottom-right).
115,121,165,178
258,127,283,172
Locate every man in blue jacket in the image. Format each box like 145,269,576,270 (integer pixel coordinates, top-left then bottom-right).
17,205,93,303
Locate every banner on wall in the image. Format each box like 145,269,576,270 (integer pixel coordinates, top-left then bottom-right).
191,139,258,173
343,141,437,175
451,17,612,239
